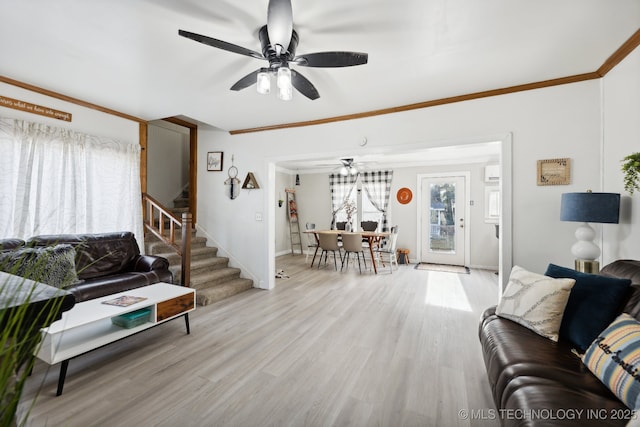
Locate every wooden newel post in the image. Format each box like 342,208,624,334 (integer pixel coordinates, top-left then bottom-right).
181,212,192,287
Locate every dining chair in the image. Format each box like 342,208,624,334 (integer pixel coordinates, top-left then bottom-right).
373,226,399,273
305,223,317,263
334,221,347,244
317,232,342,270
360,221,378,232
359,220,379,252
341,232,367,273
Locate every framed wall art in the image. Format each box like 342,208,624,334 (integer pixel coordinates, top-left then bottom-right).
207,151,223,172
537,158,571,186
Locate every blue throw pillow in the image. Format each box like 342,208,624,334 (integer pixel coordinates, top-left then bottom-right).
545,263,631,352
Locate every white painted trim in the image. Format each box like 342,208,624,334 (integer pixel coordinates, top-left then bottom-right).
416,171,471,266
267,161,277,290
499,133,513,295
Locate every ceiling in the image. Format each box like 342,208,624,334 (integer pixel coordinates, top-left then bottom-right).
1,1,638,135
276,141,502,173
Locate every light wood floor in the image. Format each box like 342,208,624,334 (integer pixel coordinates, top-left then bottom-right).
19,255,500,427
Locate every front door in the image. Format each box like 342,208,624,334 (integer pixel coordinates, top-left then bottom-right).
420,175,466,266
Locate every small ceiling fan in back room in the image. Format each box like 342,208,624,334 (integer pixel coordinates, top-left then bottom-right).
178,0,368,101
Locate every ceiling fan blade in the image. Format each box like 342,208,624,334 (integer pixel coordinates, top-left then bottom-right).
230,69,261,91
178,29,264,60
291,70,320,100
267,0,293,53
293,51,368,68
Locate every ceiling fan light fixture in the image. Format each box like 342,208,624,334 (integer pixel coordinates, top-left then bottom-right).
278,82,293,101
277,66,291,89
256,69,271,94
350,166,358,175
277,66,293,100
340,166,349,176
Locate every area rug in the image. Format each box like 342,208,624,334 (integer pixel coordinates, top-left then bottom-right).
414,263,470,274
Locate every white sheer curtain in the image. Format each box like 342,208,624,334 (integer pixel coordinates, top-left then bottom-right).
0,118,144,247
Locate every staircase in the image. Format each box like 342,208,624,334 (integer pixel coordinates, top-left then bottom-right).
143,189,254,306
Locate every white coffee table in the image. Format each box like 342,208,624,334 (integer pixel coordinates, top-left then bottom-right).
36,282,195,395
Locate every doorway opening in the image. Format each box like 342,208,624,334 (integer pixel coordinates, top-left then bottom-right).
267,134,513,293
145,118,198,227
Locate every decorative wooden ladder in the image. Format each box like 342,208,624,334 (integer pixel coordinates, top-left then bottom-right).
285,188,303,255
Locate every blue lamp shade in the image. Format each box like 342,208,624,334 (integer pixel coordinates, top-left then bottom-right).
560,192,620,224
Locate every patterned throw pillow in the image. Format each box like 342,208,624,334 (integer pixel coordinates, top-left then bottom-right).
496,265,575,341
583,313,640,409
0,244,78,289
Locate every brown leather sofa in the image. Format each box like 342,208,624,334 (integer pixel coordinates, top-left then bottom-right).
479,260,640,427
0,232,172,302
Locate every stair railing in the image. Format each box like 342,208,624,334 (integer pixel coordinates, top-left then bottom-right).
142,193,191,288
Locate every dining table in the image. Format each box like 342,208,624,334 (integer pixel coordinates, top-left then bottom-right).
304,229,390,274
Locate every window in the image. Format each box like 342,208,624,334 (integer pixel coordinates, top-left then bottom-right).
330,171,393,231
0,118,144,243
333,184,384,230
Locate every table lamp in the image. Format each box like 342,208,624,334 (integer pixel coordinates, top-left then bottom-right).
560,191,620,273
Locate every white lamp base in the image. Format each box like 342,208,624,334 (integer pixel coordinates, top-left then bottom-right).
570,222,600,273
571,222,601,260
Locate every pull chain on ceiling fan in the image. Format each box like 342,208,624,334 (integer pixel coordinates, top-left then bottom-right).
178,0,368,101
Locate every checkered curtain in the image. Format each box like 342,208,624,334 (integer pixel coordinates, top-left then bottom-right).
329,173,358,228
361,170,394,232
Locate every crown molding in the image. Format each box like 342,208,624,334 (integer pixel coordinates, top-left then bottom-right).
230,29,640,135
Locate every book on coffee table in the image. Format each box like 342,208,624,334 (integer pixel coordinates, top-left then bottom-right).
101,295,147,307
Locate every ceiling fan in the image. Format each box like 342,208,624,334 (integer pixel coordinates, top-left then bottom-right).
178,0,368,101
330,158,373,176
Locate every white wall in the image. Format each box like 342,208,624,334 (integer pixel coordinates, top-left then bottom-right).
198,75,616,290
0,82,139,143
147,121,190,206
394,163,499,269
602,47,640,264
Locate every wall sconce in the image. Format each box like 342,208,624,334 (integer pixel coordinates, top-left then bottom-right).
560,191,620,273
295,173,300,186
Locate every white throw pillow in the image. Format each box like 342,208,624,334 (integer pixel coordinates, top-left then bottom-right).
496,265,575,342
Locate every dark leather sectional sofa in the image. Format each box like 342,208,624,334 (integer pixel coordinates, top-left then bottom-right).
0,231,172,302
479,260,640,427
